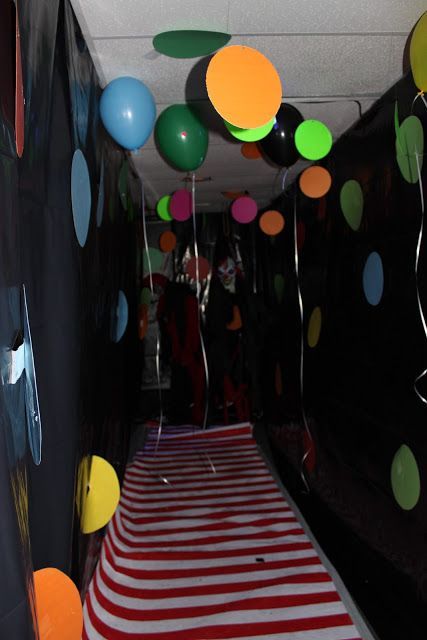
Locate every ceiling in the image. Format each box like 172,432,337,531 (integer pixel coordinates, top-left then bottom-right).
70,0,424,212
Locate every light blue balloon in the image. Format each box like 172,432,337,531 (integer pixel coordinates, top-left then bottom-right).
363,252,384,306
111,290,128,343
100,77,156,151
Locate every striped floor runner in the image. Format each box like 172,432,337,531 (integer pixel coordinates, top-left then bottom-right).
83,423,363,639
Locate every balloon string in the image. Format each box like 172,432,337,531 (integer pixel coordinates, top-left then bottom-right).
293,193,312,492
281,168,289,193
191,173,210,430
412,91,427,113
141,183,164,456
414,150,427,405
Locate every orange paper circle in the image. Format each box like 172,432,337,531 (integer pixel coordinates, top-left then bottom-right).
241,142,262,160
299,166,332,199
34,568,83,640
159,230,177,253
206,45,282,129
138,304,149,340
259,210,285,236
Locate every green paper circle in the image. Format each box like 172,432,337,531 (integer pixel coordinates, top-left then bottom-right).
274,274,285,303
295,119,333,161
156,195,172,221
391,444,420,510
396,115,424,184
140,287,151,305
143,248,163,274
153,30,231,59
340,180,363,230
224,117,275,142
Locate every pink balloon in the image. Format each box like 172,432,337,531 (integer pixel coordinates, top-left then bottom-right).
186,256,211,281
231,196,257,224
170,189,192,221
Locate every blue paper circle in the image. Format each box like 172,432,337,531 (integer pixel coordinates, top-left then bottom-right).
23,285,42,465
100,77,156,151
363,252,384,306
112,290,128,343
71,150,91,247
96,158,105,228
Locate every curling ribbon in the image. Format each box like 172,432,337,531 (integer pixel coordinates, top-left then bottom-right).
191,173,210,429
141,182,164,453
414,150,427,405
293,193,313,491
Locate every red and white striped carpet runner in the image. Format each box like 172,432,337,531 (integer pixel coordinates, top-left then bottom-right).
83,423,363,639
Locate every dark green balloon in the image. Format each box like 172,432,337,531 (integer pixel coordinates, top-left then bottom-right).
155,105,208,172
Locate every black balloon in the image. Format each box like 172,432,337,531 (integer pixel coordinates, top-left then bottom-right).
259,103,304,167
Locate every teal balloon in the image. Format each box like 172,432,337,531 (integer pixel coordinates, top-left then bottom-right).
155,105,208,171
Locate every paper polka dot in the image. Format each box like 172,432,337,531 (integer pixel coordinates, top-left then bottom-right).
391,444,420,510
71,150,91,247
259,210,285,236
156,195,172,221
295,120,333,161
340,180,363,230
299,166,332,199
185,256,210,281
231,196,257,224
363,252,384,306
159,230,177,253
307,307,322,348
170,189,192,221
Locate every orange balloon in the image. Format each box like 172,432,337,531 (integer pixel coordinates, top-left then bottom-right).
34,568,83,640
227,305,243,331
259,210,285,236
299,166,332,199
206,45,282,129
138,304,149,340
241,142,262,160
159,230,176,253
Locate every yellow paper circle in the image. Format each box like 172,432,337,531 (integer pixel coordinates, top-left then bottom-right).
410,12,427,92
307,307,322,348
77,455,120,534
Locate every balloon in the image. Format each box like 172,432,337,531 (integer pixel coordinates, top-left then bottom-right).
224,117,275,142
259,103,304,167
100,77,156,151
155,105,208,171
410,12,427,92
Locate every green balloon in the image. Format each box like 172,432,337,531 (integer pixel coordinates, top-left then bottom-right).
224,117,275,142
295,119,333,161
340,180,363,231
396,115,424,184
155,105,208,172
274,274,285,303
391,444,420,510
156,195,172,221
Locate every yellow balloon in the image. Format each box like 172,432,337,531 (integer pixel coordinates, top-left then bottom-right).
76,455,120,534
410,12,427,92
307,307,322,348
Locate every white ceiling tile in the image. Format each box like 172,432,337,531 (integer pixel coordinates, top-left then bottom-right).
232,34,394,97
71,0,230,38
229,0,426,34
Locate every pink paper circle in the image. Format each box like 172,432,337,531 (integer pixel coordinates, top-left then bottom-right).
185,256,210,281
170,189,192,221
231,196,257,224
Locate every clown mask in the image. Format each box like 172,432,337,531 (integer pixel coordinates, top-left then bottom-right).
217,257,236,293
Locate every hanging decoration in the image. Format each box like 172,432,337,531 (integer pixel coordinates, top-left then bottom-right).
170,189,192,221
362,252,384,306
100,76,156,151
185,256,211,281
241,142,262,160
156,194,173,221
231,196,257,223
340,179,364,230
395,115,424,183
206,45,282,129
155,104,208,171
224,117,275,142
259,210,285,236
295,119,333,161
391,444,421,510
111,290,128,342
34,568,83,640
71,149,91,247
299,166,332,199
76,455,120,534
259,103,304,167
153,30,231,59
409,12,427,95
159,230,176,253
307,306,322,348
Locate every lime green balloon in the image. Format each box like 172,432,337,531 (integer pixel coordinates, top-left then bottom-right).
153,30,231,59
155,105,208,171
224,117,275,142
295,119,333,161
156,195,172,221
140,287,151,305
396,115,424,184
340,180,363,231
391,444,420,510
143,248,164,274
274,274,285,303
